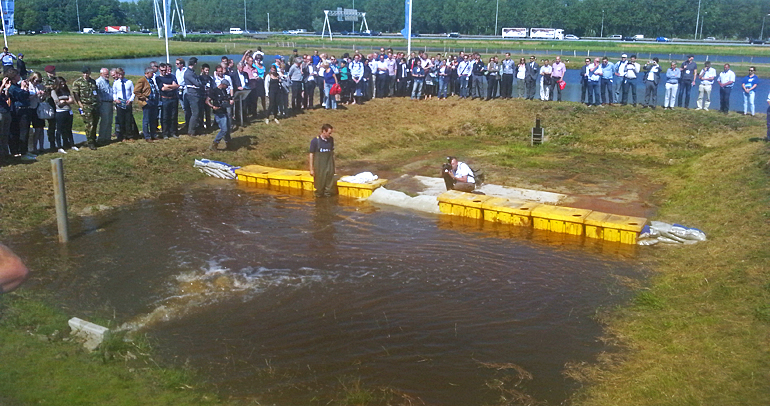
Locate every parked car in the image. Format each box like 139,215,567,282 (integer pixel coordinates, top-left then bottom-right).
609,34,622,40
622,36,636,41
362,30,381,36
749,38,766,44
656,36,671,42
704,36,716,41
564,34,580,40
447,32,460,38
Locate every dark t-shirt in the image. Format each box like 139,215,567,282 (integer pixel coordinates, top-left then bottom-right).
209,87,231,112
309,135,334,154
156,74,178,99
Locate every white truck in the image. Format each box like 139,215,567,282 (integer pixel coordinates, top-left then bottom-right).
501,27,527,38
529,28,564,40
104,26,129,33
229,27,244,35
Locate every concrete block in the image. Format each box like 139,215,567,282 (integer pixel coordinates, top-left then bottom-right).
68,317,110,351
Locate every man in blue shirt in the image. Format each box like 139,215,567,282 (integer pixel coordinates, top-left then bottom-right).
600,57,615,105
1,47,16,73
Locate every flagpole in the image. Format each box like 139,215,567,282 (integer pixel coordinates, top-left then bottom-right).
406,0,412,56
0,0,8,49
163,0,169,63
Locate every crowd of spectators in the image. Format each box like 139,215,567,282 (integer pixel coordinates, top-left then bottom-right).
0,46,767,163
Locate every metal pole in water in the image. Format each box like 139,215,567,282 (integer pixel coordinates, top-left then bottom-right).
51,158,69,243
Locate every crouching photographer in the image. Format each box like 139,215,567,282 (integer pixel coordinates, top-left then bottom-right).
441,156,476,192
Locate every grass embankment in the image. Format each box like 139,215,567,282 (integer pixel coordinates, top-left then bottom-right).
1,98,769,404
6,33,254,65
0,292,235,406
270,34,770,58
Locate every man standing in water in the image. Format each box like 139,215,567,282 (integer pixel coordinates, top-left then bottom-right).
308,123,335,198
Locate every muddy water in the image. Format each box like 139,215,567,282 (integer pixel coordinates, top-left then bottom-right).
18,181,642,405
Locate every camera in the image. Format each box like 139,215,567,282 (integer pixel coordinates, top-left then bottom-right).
442,156,453,172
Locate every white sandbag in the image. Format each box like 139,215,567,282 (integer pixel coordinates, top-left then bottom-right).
367,187,440,214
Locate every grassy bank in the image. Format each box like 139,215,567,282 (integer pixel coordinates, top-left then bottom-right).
8,33,770,68
1,97,769,404
269,34,770,58
0,292,243,405
6,33,252,65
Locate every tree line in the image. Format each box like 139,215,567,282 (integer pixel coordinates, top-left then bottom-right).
13,0,770,40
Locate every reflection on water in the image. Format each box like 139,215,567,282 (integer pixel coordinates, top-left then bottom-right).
15,181,643,405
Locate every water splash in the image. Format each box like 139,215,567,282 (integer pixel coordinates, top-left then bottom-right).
118,259,328,331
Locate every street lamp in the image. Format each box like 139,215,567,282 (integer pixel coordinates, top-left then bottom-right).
495,0,499,36
694,0,702,39
700,12,706,39
761,13,770,40
601,10,604,37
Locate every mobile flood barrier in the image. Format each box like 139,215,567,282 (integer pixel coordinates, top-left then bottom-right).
234,165,388,198
437,190,646,245
234,165,646,245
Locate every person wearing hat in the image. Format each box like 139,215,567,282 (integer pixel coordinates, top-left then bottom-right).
43,65,59,151
613,54,629,104
16,53,26,80
206,78,233,150
72,66,100,149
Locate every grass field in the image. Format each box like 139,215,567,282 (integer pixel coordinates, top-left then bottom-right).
9,33,770,70
1,93,769,404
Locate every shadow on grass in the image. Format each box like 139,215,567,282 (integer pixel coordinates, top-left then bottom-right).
228,135,259,151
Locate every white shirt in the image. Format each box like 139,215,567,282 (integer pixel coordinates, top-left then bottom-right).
645,65,659,82
458,60,472,76
516,64,526,79
588,64,603,81
95,76,113,102
699,67,716,85
213,74,233,94
454,162,475,183
175,67,187,89
350,60,364,78
624,62,640,79
615,60,628,76
540,65,552,77
376,60,388,73
718,70,735,87
112,78,135,102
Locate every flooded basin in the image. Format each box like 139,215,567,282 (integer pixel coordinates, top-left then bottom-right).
18,181,643,405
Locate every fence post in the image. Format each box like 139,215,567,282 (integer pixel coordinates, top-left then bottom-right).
51,158,69,243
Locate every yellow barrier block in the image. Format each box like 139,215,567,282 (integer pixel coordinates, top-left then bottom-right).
336,179,389,198
584,212,646,244
235,165,282,187
437,191,495,220
481,197,540,227
531,205,592,235
269,169,313,191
